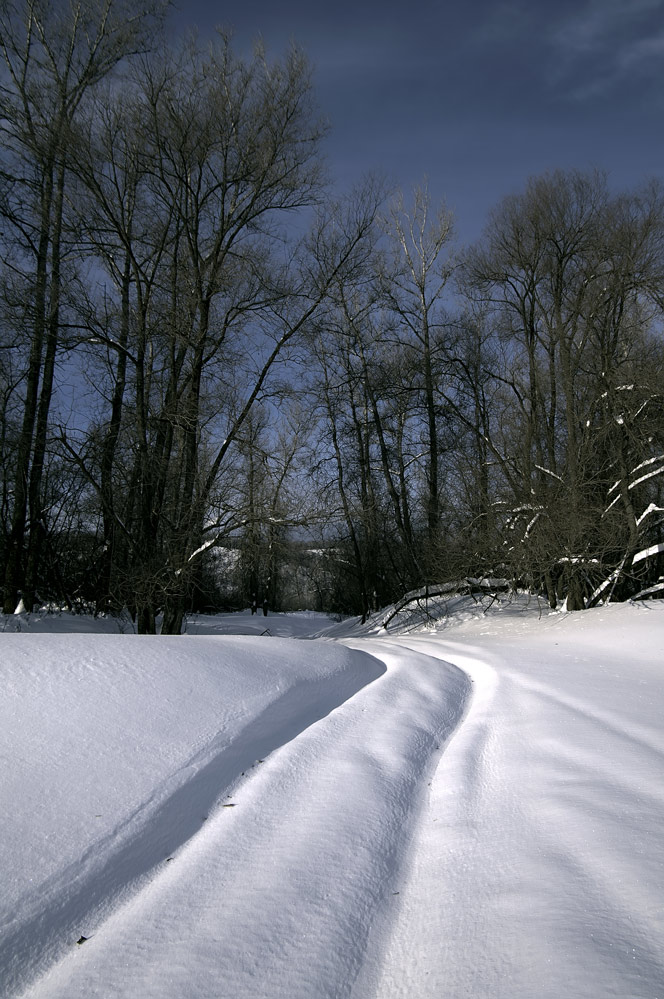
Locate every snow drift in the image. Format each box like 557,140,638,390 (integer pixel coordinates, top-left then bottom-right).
1,601,663,998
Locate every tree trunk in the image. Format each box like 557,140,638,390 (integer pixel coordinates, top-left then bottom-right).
2,161,55,612
23,156,67,609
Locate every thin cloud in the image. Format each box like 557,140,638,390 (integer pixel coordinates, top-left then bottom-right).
618,31,664,70
553,0,663,54
547,0,664,100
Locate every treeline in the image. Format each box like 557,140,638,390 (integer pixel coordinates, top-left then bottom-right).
1,0,664,630
316,174,664,617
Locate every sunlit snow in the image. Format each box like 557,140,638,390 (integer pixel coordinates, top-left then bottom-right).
1,600,663,998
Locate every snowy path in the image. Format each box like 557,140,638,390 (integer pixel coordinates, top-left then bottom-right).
367,612,664,999
0,633,385,996
3,635,470,998
2,603,664,998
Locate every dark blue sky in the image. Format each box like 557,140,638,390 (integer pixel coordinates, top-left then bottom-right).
169,0,664,245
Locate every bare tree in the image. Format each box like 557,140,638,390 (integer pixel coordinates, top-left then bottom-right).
379,185,455,554
459,170,664,607
57,38,381,632
0,0,166,612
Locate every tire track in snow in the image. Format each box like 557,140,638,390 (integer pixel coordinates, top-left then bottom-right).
363,635,664,999
18,643,470,999
2,650,384,999
357,639,517,999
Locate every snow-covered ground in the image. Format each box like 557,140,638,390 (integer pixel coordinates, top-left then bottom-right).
1,600,663,997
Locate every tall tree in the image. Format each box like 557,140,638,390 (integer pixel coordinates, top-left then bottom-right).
460,170,664,607
0,0,166,612
379,186,455,557
60,39,380,632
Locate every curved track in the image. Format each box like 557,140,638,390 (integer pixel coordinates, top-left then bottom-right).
14,641,470,999
5,605,664,999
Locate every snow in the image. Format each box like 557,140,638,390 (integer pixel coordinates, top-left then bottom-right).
1,601,664,998
636,502,664,528
627,464,664,491
633,541,664,565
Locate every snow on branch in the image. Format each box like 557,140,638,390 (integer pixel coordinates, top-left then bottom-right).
628,465,664,491
187,537,219,562
381,578,510,629
605,456,664,517
629,454,664,479
589,555,626,605
608,455,664,496
636,503,664,528
557,556,601,566
524,512,542,538
632,580,664,599
535,465,563,483
601,386,635,398
504,504,545,534
602,493,620,517
632,542,664,566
